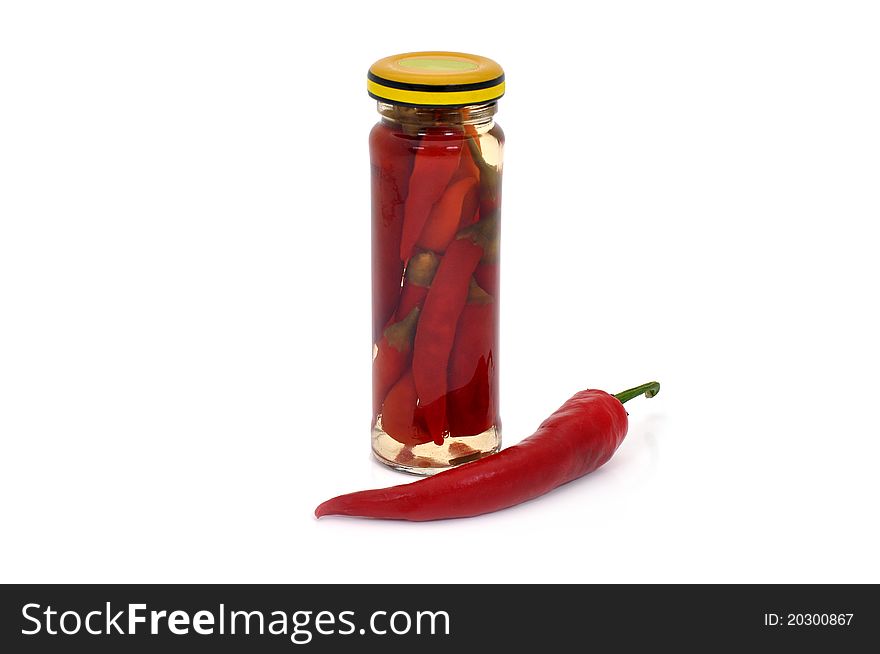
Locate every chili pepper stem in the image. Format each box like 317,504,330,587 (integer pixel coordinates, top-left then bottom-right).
613,381,661,405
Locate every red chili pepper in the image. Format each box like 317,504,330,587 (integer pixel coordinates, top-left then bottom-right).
372,306,420,418
317,382,660,521
399,131,462,263
452,131,483,229
446,356,492,438
370,123,414,341
452,138,482,230
379,372,434,447
411,237,484,443
446,281,495,437
416,176,479,253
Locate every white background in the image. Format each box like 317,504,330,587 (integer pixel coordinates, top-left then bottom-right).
1,1,878,583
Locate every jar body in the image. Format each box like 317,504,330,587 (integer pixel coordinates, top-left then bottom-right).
370,102,503,473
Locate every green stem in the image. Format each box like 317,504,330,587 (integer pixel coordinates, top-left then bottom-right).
614,381,660,405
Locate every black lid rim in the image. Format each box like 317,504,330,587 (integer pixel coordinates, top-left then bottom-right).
367,71,505,94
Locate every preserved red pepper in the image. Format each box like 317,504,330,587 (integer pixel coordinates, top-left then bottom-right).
416,176,478,253
447,280,495,437
400,131,462,263
371,306,419,418
369,51,505,473
369,122,414,342
380,372,433,447
412,236,484,443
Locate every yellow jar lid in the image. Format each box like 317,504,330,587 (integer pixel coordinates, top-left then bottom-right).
368,51,505,107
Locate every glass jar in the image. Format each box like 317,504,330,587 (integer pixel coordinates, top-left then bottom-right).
368,52,505,474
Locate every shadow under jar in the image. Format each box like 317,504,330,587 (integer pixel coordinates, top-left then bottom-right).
369,52,505,474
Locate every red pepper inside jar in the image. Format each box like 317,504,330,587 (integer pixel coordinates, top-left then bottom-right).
368,52,505,474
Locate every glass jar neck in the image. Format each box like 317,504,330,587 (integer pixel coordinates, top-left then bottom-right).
377,101,497,129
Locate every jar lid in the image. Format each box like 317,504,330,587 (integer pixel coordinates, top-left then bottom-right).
368,51,504,107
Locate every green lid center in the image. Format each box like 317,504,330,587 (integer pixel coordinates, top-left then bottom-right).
397,56,479,72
